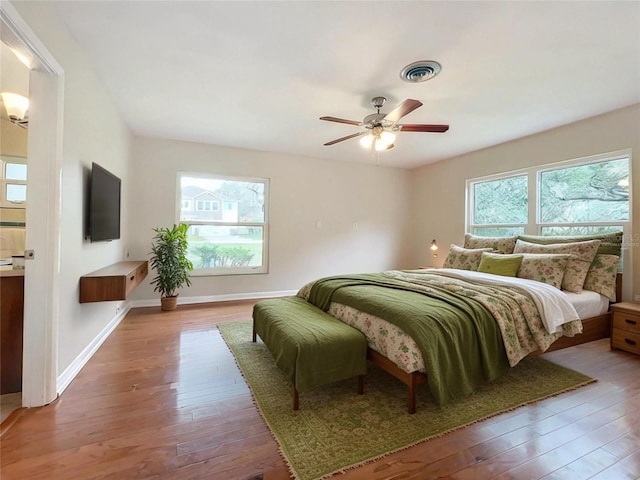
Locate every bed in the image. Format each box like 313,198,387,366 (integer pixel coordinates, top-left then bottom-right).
295,233,622,413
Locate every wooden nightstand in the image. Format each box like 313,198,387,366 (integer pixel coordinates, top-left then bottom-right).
610,302,640,356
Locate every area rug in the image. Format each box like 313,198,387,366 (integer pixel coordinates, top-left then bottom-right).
218,320,595,480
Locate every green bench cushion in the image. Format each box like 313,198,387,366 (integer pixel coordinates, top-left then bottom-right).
253,296,367,392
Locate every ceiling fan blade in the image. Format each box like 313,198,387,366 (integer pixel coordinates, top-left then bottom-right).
398,124,450,133
384,99,423,123
323,131,368,146
319,116,363,126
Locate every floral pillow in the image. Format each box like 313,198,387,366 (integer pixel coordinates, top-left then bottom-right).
517,232,622,256
464,234,517,254
583,254,620,301
513,239,601,293
442,245,493,271
516,253,570,289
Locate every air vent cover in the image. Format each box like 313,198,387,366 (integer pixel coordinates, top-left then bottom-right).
400,60,441,83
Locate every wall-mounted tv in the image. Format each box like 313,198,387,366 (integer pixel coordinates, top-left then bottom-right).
88,162,121,242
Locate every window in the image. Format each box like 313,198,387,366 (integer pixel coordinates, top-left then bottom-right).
467,151,630,238
181,200,191,210
178,173,269,275
1,156,27,208
471,174,528,236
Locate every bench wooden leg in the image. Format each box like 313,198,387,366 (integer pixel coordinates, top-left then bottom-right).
292,387,299,411
357,375,364,395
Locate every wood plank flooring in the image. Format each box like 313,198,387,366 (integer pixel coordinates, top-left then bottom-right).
1,300,639,479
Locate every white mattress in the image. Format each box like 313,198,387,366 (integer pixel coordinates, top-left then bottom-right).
565,289,610,319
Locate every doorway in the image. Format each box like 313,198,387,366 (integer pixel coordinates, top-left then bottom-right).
1,2,63,410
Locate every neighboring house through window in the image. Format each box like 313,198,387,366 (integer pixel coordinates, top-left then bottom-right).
178,173,269,275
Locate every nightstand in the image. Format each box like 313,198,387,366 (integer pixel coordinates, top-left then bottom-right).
610,302,640,356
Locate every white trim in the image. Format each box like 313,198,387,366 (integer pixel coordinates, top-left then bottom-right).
2,2,64,408
131,290,297,308
0,2,63,73
56,290,294,396
56,305,132,396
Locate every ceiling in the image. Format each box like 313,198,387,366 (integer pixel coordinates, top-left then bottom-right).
52,1,640,169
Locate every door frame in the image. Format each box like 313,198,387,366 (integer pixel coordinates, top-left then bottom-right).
1,2,63,407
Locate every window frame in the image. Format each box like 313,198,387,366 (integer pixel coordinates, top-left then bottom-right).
1,155,27,208
177,172,269,276
467,171,529,235
466,150,632,237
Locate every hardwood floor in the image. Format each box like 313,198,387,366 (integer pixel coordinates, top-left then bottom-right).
1,300,639,479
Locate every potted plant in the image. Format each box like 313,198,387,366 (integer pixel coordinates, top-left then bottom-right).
149,223,194,311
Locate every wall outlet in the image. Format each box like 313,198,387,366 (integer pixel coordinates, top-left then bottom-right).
352,222,358,230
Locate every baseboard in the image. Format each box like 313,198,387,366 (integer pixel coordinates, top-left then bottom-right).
56,303,132,395
56,290,294,395
131,290,297,308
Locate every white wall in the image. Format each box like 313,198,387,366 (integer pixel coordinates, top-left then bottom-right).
12,1,133,377
409,104,640,301
129,136,411,302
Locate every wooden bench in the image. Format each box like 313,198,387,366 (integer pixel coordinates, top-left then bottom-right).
252,296,367,410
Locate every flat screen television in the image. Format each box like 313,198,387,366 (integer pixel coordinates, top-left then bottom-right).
88,162,121,242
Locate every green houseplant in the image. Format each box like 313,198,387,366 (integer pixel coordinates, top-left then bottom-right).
149,223,194,311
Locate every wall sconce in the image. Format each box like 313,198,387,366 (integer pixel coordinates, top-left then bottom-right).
430,239,438,258
1,92,29,128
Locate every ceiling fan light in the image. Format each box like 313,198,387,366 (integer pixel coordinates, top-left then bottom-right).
1,92,29,121
380,131,395,144
359,134,374,148
375,131,395,150
375,141,392,151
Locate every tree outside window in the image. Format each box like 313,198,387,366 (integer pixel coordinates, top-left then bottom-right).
468,153,630,238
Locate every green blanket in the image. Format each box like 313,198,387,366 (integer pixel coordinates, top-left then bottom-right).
307,273,510,405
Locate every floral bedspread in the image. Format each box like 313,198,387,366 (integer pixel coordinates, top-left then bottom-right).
297,269,583,374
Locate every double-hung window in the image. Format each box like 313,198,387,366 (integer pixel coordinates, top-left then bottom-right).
178,173,269,275
467,151,631,239
1,156,27,208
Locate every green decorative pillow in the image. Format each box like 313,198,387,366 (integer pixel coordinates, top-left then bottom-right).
516,253,570,289
517,232,622,256
442,245,493,271
477,252,523,277
583,254,620,301
464,234,517,254
513,239,601,293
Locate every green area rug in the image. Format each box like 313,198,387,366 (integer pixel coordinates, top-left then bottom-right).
218,320,595,480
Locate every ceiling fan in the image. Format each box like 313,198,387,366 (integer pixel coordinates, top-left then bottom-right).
320,96,449,151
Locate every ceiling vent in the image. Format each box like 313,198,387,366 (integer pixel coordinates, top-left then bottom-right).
400,60,441,83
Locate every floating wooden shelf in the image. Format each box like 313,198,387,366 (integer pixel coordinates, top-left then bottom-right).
79,260,148,303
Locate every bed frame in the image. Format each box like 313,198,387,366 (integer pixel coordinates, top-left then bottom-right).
368,273,622,414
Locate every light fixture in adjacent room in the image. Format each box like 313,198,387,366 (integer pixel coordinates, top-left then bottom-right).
1,92,29,128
